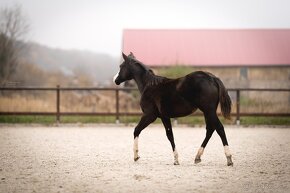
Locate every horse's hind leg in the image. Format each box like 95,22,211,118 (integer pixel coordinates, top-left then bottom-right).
194,127,214,164
133,114,157,161
194,110,217,163
195,111,233,166
216,119,233,166
161,117,179,165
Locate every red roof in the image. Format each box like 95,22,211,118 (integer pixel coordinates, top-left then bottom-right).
122,29,290,66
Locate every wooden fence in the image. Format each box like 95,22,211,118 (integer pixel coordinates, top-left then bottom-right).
0,86,289,125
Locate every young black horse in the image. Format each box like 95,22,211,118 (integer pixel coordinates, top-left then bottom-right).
114,52,233,166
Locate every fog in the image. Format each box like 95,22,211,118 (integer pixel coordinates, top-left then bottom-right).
1,0,290,56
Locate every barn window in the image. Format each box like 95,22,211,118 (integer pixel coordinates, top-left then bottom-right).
240,67,248,80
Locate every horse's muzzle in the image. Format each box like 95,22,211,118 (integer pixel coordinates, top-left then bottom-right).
114,77,122,85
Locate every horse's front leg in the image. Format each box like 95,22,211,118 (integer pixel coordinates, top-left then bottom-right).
161,117,179,165
133,114,157,161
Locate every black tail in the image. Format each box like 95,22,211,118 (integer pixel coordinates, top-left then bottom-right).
214,77,232,119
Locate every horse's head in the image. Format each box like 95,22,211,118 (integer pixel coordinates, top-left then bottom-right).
113,52,135,85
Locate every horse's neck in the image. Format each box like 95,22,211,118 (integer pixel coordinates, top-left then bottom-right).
134,75,146,93
134,71,165,93
133,71,149,93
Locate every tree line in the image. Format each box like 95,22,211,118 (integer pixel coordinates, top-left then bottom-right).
0,5,29,85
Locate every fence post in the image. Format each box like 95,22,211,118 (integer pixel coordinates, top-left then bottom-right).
173,118,178,126
56,85,60,123
115,89,120,124
236,89,240,125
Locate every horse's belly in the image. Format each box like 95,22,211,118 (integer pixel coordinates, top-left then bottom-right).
159,98,195,118
169,105,195,118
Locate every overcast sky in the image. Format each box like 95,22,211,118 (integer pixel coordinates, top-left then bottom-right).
1,0,290,56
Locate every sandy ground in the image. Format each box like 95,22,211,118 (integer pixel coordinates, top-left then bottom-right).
0,124,290,193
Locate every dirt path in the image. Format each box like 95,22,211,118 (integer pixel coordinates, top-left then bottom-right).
0,125,290,193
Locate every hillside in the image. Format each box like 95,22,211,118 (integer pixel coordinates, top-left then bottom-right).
13,42,119,86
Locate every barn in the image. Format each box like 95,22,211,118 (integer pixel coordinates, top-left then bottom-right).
122,29,290,89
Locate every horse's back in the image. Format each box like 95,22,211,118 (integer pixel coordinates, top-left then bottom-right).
141,71,219,118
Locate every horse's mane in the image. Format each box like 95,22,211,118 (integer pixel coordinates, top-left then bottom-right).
145,72,168,87
129,57,169,87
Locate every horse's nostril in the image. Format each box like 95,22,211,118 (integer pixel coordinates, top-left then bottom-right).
115,79,120,85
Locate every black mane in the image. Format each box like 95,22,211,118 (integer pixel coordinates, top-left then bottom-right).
144,72,169,87
129,57,151,72
130,58,169,88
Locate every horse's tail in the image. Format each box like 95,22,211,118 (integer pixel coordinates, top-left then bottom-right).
213,77,232,119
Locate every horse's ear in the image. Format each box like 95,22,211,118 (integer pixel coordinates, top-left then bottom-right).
122,52,128,61
128,52,136,59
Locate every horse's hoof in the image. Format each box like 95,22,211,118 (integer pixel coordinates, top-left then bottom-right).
194,158,201,164
226,155,233,166
227,162,233,166
134,156,140,162
174,161,180,165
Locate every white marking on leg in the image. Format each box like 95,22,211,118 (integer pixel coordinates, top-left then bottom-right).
113,71,119,82
133,137,139,160
195,147,204,163
224,145,233,166
133,137,138,150
196,147,204,158
224,145,231,157
173,149,179,165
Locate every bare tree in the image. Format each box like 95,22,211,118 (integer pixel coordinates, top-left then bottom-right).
0,5,29,85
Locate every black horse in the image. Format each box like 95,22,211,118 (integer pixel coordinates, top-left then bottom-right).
114,52,233,166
